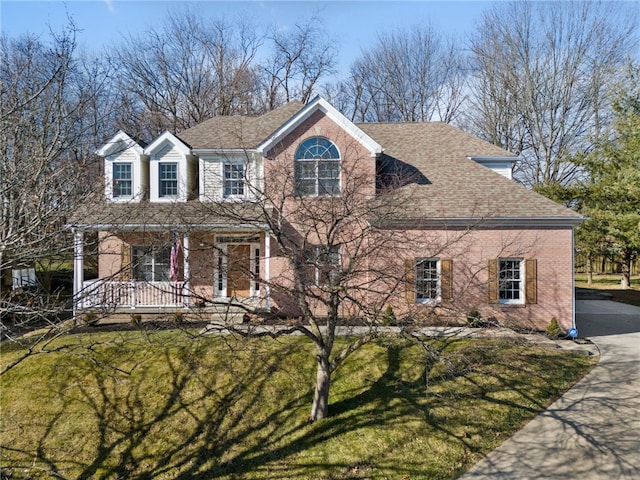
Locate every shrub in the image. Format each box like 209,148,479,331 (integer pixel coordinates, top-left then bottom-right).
172,311,184,324
466,307,483,327
83,312,98,325
546,318,563,338
381,305,397,326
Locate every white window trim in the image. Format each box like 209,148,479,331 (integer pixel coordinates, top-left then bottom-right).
294,137,342,198
112,162,134,199
132,245,171,282
158,162,179,199
222,161,247,199
498,258,525,305
312,245,341,286
415,258,440,303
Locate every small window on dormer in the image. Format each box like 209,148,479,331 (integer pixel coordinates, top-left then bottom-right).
113,163,132,198
223,163,245,197
159,163,178,198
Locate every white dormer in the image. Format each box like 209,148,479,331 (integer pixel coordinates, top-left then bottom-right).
193,149,261,202
98,131,148,202
469,156,517,179
144,132,197,202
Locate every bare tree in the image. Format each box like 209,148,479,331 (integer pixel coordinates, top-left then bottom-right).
335,24,465,123
181,133,471,422
110,10,263,139
0,23,106,341
467,0,638,188
260,16,337,110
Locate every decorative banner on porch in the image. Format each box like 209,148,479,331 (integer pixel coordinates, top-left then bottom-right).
170,233,180,282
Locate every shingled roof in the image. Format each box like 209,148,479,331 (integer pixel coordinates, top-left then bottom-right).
68,200,268,229
178,101,304,150
359,122,582,225
77,100,581,228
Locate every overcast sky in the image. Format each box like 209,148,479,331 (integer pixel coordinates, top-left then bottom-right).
1,1,492,76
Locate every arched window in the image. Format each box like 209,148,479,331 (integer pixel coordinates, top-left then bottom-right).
294,137,341,196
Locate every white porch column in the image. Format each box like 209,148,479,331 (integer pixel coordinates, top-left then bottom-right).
183,232,190,308
264,231,271,310
72,229,84,316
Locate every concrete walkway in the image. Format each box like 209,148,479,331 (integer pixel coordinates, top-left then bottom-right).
460,300,640,479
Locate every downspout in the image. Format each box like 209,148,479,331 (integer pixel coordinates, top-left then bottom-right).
265,231,271,310
571,227,577,332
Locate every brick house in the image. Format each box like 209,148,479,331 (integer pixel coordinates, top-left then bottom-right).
68,96,582,331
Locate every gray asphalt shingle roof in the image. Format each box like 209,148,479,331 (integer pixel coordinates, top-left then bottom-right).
74,101,580,228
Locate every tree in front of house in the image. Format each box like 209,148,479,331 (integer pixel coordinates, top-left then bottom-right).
575,67,640,289
195,128,466,422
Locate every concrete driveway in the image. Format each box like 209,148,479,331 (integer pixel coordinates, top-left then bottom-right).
460,299,640,479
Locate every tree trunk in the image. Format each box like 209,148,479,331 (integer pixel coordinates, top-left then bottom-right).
587,252,593,285
621,252,631,290
310,349,331,422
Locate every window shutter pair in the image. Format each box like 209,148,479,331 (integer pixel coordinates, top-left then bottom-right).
487,258,537,304
404,258,453,302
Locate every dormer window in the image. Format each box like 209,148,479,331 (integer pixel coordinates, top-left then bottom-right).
113,163,132,198
294,137,341,196
159,163,178,198
98,131,147,202
223,163,245,197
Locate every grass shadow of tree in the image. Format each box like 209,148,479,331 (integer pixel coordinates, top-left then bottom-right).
0,333,595,479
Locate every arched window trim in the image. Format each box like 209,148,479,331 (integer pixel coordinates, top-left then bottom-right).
294,137,341,197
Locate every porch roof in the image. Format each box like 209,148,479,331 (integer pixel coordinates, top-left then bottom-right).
67,200,269,231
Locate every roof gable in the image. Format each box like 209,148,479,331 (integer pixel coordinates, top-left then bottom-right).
257,96,382,157
96,130,145,157
144,131,191,157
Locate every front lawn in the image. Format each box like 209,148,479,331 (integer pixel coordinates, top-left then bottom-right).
0,330,595,479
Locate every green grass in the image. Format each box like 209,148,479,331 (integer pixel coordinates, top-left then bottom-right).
576,273,640,307
0,331,595,479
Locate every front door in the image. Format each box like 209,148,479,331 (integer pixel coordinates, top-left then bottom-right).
227,244,251,298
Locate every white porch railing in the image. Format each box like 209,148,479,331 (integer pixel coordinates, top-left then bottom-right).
78,280,187,309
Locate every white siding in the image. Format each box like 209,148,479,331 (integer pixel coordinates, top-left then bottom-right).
150,142,189,202
104,141,146,202
198,153,261,201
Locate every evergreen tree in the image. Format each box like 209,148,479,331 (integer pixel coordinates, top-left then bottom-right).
577,67,640,288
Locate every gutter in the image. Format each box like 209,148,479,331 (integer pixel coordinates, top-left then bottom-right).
372,216,585,229
65,223,271,232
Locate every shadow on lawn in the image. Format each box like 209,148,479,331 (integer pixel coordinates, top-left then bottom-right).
1,335,594,479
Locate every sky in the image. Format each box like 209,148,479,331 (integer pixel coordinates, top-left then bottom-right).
1,0,492,76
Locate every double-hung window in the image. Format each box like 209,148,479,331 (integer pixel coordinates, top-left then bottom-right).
498,258,524,304
304,246,341,286
407,258,452,303
415,258,439,302
294,137,341,196
159,163,178,198
132,246,170,282
223,163,245,197
317,246,341,285
113,163,132,198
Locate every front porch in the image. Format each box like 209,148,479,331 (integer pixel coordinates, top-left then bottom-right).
71,228,273,318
